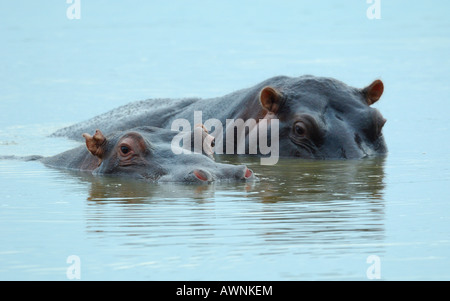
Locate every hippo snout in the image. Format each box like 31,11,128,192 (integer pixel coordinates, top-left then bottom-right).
235,165,255,181
243,166,254,179
192,169,213,183
189,165,255,183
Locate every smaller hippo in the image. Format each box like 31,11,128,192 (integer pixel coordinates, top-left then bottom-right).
40,126,255,183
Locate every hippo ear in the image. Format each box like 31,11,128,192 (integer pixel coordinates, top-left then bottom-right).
259,86,283,114
192,124,215,160
363,80,384,105
82,129,106,158
194,123,208,134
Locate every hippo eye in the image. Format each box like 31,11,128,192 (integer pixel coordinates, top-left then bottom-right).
294,122,307,137
120,145,130,155
210,139,215,148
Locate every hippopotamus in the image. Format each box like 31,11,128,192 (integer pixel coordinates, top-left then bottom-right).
9,126,255,183
52,75,387,161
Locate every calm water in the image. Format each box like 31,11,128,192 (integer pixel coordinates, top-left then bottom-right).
1,1,449,280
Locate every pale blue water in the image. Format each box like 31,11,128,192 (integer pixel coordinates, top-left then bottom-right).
0,0,449,280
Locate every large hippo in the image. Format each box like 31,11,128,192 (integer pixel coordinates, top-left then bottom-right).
8,126,255,183
53,75,387,161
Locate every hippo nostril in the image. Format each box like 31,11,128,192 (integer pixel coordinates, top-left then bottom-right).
244,167,253,179
193,169,209,181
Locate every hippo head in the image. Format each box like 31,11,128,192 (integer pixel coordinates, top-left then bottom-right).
82,126,254,183
259,76,387,159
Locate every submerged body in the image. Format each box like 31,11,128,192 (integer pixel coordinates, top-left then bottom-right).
42,126,255,183
53,75,388,159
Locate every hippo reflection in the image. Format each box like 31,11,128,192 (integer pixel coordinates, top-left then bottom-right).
41,126,255,183
80,155,386,252
53,75,388,160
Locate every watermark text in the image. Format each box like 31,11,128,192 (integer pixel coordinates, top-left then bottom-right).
366,0,381,20
366,255,381,279
171,111,280,165
66,0,81,20
66,255,81,279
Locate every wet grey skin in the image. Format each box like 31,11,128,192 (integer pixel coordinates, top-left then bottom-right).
52,75,388,159
259,76,388,159
41,126,255,184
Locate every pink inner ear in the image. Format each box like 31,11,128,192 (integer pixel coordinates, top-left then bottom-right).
367,80,384,105
82,129,106,158
260,86,280,113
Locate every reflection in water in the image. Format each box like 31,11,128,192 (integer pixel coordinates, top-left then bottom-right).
58,156,387,258
220,156,387,253
220,155,386,202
